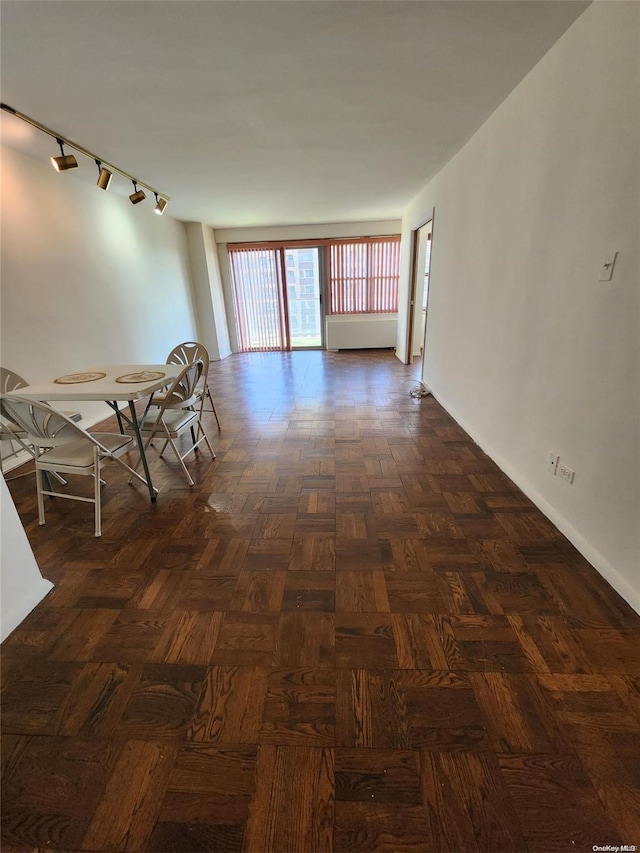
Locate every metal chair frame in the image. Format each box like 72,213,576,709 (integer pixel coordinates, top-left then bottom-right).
165,341,221,429
134,361,215,486
0,395,149,536
0,367,80,484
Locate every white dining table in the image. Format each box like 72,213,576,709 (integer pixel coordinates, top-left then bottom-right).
4,364,183,502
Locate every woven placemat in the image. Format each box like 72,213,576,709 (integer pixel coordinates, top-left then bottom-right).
115,370,166,384
54,372,107,384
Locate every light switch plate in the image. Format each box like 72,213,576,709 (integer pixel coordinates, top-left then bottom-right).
599,252,617,281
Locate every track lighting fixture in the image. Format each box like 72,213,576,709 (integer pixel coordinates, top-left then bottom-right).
95,160,113,191
51,138,78,172
1,103,169,211
154,193,168,215
129,181,146,205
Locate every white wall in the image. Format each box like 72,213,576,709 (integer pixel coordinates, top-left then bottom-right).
1,474,53,641
203,227,232,360
1,145,199,426
215,220,402,353
400,2,639,610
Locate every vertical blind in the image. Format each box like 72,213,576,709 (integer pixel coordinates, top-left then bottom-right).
229,248,289,352
327,236,401,315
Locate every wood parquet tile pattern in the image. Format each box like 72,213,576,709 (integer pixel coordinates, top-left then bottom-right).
2,350,639,853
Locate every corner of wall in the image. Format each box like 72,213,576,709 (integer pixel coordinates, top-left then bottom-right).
184,222,232,360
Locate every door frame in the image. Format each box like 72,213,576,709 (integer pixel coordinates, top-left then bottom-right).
283,244,326,350
405,208,435,364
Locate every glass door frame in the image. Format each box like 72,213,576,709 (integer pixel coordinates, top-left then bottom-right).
227,238,329,352
282,244,326,351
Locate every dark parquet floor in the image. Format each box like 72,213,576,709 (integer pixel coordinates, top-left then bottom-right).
2,350,639,853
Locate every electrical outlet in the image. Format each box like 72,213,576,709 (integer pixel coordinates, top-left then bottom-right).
548,453,559,475
558,463,575,484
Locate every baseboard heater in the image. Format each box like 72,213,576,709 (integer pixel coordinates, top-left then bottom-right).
325,314,398,350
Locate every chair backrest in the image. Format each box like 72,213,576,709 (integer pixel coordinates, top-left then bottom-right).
0,396,83,449
158,360,203,411
166,342,210,379
1,368,29,394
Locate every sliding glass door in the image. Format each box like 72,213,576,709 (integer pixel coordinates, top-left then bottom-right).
284,247,323,349
229,245,324,352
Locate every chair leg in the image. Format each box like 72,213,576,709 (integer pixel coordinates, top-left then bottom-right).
194,419,216,459
111,451,157,491
94,448,102,537
167,436,195,486
207,388,221,429
128,427,160,481
43,470,54,494
51,471,68,485
36,467,46,525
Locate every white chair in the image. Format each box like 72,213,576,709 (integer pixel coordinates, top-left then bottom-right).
134,360,215,486
1,369,37,464
0,367,80,483
153,341,221,429
0,395,149,537
0,418,36,467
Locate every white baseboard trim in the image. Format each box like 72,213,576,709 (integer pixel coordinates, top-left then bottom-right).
428,387,640,616
0,577,54,642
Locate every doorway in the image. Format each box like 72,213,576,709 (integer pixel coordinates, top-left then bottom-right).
406,213,434,364
229,245,325,352
284,247,324,349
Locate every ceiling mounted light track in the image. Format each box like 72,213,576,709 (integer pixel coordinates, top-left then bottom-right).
1,103,169,212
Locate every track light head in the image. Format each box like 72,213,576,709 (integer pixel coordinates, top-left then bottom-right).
129,180,146,205
51,138,78,172
154,193,168,215
96,160,113,191
51,154,78,172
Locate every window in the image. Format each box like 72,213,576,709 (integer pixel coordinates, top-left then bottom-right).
228,236,399,350
327,236,400,314
228,244,323,351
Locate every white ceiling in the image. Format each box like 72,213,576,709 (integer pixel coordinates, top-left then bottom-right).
1,1,589,228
